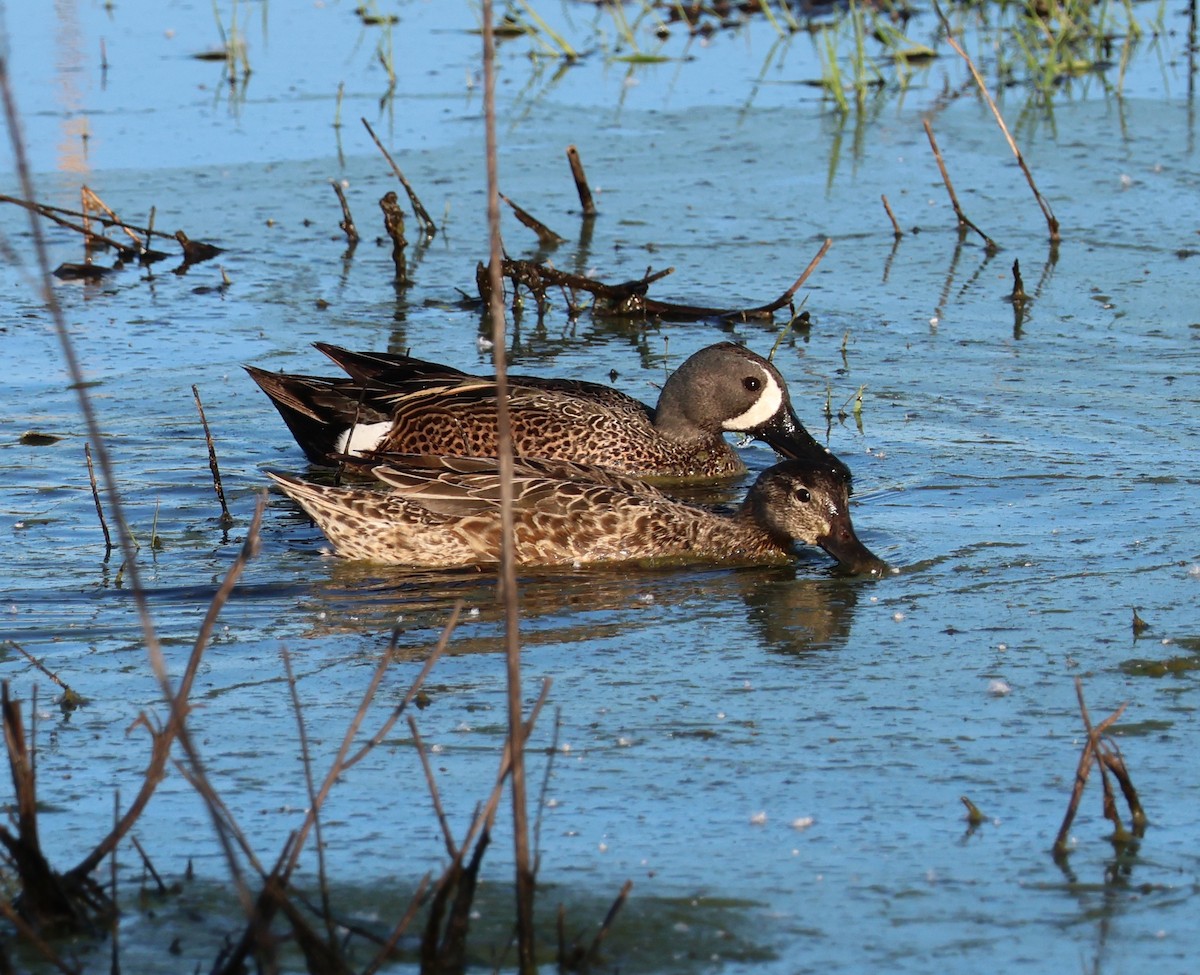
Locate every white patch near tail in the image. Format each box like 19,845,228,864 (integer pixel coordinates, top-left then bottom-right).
721,371,783,431
334,420,393,456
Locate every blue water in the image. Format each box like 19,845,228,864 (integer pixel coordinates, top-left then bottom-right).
2,2,1199,972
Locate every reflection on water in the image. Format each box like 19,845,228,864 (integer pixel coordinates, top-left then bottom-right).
295,557,868,659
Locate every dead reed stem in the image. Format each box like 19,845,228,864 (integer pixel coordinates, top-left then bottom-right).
881,194,903,238
281,647,337,950
482,2,537,970
129,836,166,895
192,385,233,527
408,715,459,858
360,116,438,239
83,443,113,557
1052,678,1129,857
329,178,359,244
922,119,996,252
566,144,597,217
932,1,1060,243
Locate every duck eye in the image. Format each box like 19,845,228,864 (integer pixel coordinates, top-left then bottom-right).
794,488,811,503
742,376,762,392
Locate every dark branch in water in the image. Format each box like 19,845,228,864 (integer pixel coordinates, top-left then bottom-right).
483,237,832,323
379,190,409,285
501,192,566,246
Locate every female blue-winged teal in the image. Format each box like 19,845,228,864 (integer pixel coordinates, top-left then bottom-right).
246,343,851,484
267,455,886,575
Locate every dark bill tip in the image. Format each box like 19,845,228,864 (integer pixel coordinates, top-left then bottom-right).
818,517,889,577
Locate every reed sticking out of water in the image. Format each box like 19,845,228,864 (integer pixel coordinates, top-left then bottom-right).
361,116,439,240
881,194,903,238
85,442,113,557
566,144,597,217
922,119,997,253
932,1,1060,244
192,384,233,528
482,1,537,968
1052,678,1147,860
330,178,359,244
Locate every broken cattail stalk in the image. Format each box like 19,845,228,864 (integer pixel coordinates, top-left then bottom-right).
881,193,903,238
500,192,565,246
923,120,997,253
1010,259,1028,304
192,385,233,527
84,442,113,557
361,116,438,239
330,178,359,244
566,144,597,217
379,190,408,284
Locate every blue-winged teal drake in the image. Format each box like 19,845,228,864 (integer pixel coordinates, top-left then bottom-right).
246,342,851,484
267,455,886,574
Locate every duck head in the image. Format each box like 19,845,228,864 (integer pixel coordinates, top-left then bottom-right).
745,460,887,576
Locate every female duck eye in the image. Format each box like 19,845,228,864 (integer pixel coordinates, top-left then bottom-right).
794,488,811,503
742,376,762,392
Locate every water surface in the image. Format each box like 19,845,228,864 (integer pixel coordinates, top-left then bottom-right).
2,2,1199,973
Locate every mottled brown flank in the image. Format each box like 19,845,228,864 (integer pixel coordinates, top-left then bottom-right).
264,458,873,571
375,385,745,480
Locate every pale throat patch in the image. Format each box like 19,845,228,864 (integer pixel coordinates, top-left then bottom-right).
335,420,393,456
721,372,783,431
